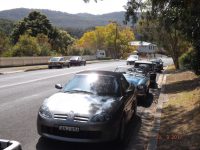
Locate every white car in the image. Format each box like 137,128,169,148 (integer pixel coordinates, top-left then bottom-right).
127,55,139,65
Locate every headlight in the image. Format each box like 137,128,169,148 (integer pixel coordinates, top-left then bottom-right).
91,113,111,122
137,85,144,90
39,105,52,118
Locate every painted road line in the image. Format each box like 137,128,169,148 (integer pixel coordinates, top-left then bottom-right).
0,64,115,89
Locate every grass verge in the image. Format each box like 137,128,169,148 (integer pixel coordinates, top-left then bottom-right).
157,66,200,150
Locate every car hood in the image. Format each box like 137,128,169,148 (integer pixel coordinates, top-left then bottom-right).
124,74,144,85
45,92,120,116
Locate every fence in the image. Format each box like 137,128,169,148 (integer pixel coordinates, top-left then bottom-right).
0,55,96,67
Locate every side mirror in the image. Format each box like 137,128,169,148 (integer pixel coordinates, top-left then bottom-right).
55,84,62,89
125,87,135,95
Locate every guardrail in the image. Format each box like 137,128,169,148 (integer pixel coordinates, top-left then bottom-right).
0,55,96,67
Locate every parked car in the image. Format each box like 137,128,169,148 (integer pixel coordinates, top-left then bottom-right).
37,70,137,143
48,57,70,69
134,60,157,85
150,58,163,72
114,66,150,100
126,55,139,65
69,56,86,66
123,73,150,100
0,139,22,150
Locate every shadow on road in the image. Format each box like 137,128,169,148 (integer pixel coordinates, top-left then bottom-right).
36,116,142,150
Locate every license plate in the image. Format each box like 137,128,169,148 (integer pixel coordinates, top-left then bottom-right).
58,126,80,132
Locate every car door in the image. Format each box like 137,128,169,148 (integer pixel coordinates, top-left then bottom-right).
120,76,135,122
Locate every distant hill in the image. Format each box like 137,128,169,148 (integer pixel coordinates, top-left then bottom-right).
0,8,127,29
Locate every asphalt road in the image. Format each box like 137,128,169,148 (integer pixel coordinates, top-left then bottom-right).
0,57,173,150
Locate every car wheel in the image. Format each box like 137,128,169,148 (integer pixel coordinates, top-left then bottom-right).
127,62,129,65
67,63,70,68
84,62,86,66
48,66,52,69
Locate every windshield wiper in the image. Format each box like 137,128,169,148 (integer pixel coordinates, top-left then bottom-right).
64,90,94,94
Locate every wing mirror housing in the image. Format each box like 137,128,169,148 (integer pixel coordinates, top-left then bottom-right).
55,84,62,89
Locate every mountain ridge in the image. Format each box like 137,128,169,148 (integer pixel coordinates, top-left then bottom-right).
0,8,127,29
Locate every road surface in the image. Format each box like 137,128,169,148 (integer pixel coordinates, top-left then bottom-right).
0,58,173,150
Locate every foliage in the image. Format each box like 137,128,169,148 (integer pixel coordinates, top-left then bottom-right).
0,31,11,56
74,23,135,58
49,29,75,55
179,48,196,70
12,34,41,56
36,34,51,56
11,11,53,44
151,0,200,73
0,19,14,36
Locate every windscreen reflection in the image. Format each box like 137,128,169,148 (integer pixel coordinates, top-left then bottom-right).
63,74,119,96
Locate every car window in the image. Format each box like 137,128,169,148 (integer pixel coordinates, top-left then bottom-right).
63,74,120,96
60,57,64,61
50,57,59,61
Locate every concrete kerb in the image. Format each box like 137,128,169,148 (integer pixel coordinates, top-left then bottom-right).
147,67,168,150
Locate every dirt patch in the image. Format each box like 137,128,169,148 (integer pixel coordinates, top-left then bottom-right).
157,68,200,150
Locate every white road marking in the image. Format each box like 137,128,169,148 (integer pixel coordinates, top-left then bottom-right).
0,65,115,89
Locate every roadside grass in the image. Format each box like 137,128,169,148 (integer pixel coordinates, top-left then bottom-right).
157,67,200,150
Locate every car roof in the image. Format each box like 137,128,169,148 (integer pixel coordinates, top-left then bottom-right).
135,60,153,64
77,70,122,78
50,57,63,59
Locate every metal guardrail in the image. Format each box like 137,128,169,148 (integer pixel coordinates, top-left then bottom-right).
0,55,96,67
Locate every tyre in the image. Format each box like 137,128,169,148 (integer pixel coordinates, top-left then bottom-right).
67,63,70,68
48,66,52,69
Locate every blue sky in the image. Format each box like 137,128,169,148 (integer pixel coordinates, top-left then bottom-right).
0,0,128,14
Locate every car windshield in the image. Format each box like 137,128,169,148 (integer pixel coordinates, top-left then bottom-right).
70,56,78,60
50,57,60,61
63,74,119,96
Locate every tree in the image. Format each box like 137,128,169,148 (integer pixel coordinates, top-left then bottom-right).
12,34,40,56
36,34,52,56
152,0,200,73
0,31,11,56
75,23,135,58
11,11,53,44
49,29,74,55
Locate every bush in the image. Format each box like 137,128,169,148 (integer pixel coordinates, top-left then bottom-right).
179,49,196,70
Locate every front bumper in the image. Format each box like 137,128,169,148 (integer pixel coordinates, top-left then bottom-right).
37,114,120,143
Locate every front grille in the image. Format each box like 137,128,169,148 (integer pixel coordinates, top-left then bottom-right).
41,126,101,139
54,114,89,123
74,116,89,123
54,114,68,120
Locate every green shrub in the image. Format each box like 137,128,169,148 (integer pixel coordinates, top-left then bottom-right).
179,49,196,70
